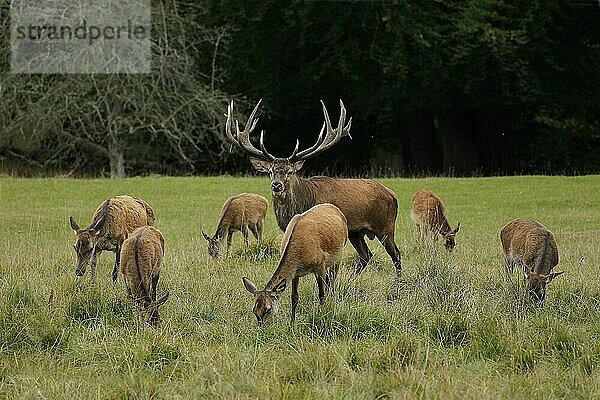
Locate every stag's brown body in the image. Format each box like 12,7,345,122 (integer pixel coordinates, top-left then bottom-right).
410,189,460,250
243,203,348,325
501,218,563,301
203,193,268,259
120,226,169,326
225,99,401,276
70,195,155,284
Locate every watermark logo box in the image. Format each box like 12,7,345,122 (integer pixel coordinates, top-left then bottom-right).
11,0,151,74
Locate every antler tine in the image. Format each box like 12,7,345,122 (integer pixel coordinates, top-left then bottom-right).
225,99,274,161
259,130,277,161
286,139,300,160
291,100,352,161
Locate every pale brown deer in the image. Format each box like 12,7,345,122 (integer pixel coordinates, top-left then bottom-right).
202,193,268,259
225,99,401,276
120,226,169,326
410,189,460,250
501,218,564,301
242,203,347,325
69,195,155,284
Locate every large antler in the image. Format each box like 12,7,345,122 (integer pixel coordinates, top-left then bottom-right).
225,99,276,161
288,99,352,162
225,99,351,162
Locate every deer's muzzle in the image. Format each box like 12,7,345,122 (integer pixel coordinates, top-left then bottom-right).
271,180,284,194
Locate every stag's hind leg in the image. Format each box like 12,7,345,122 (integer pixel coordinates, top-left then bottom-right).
349,232,373,276
378,233,402,277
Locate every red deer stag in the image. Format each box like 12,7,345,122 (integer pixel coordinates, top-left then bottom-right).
225,99,402,276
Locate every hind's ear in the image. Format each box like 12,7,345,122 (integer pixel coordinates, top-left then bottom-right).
546,271,565,284
69,217,81,233
452,222,461,235
273,279,286,295
243,277,258,294
90,214,105,233
155,291,170,306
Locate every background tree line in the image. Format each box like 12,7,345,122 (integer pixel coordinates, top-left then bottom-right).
1,0,598,177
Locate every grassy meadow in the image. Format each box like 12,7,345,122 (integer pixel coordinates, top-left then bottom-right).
0,175,599,399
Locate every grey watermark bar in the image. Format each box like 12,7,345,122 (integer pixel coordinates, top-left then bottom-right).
11,0,151,74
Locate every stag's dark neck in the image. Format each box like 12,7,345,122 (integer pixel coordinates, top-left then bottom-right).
273,175,317,231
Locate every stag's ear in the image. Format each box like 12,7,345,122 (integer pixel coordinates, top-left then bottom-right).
273,279,286,295
545,271,565,284
291,160,305,172
249,157,271,173
69,217,81,233
452,222,461,235
202,231,211,241
242,277,258,294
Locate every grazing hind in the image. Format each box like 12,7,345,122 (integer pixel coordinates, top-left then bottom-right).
202,193,268,259
242,203,347,325
70,195,155,284
410,189,460,250
120,226,169,326
501,218,564,301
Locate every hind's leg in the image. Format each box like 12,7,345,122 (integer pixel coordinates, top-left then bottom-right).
249,224,259,241
316,274,326,304
112,245,120,286
226,231,233,255
241,225,249,246
256,219,264,241
150,274,159,302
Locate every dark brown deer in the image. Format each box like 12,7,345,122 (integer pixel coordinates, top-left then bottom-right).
225,99,401,276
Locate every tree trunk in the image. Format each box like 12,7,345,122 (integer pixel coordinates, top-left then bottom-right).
108,140,125,178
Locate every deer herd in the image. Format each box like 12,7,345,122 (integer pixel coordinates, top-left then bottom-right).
69,100,564,326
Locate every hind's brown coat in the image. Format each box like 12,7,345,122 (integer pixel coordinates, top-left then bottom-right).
120,226,167,325
70,195,155,283
501,218,561,300
244,203,348,324
205,193,267,258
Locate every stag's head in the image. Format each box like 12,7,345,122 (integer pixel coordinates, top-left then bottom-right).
225,99,352,199
242,276,286,326
524,270,564,302
69,215,104,277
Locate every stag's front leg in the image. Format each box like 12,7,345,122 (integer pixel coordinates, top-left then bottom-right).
291,277,300,324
